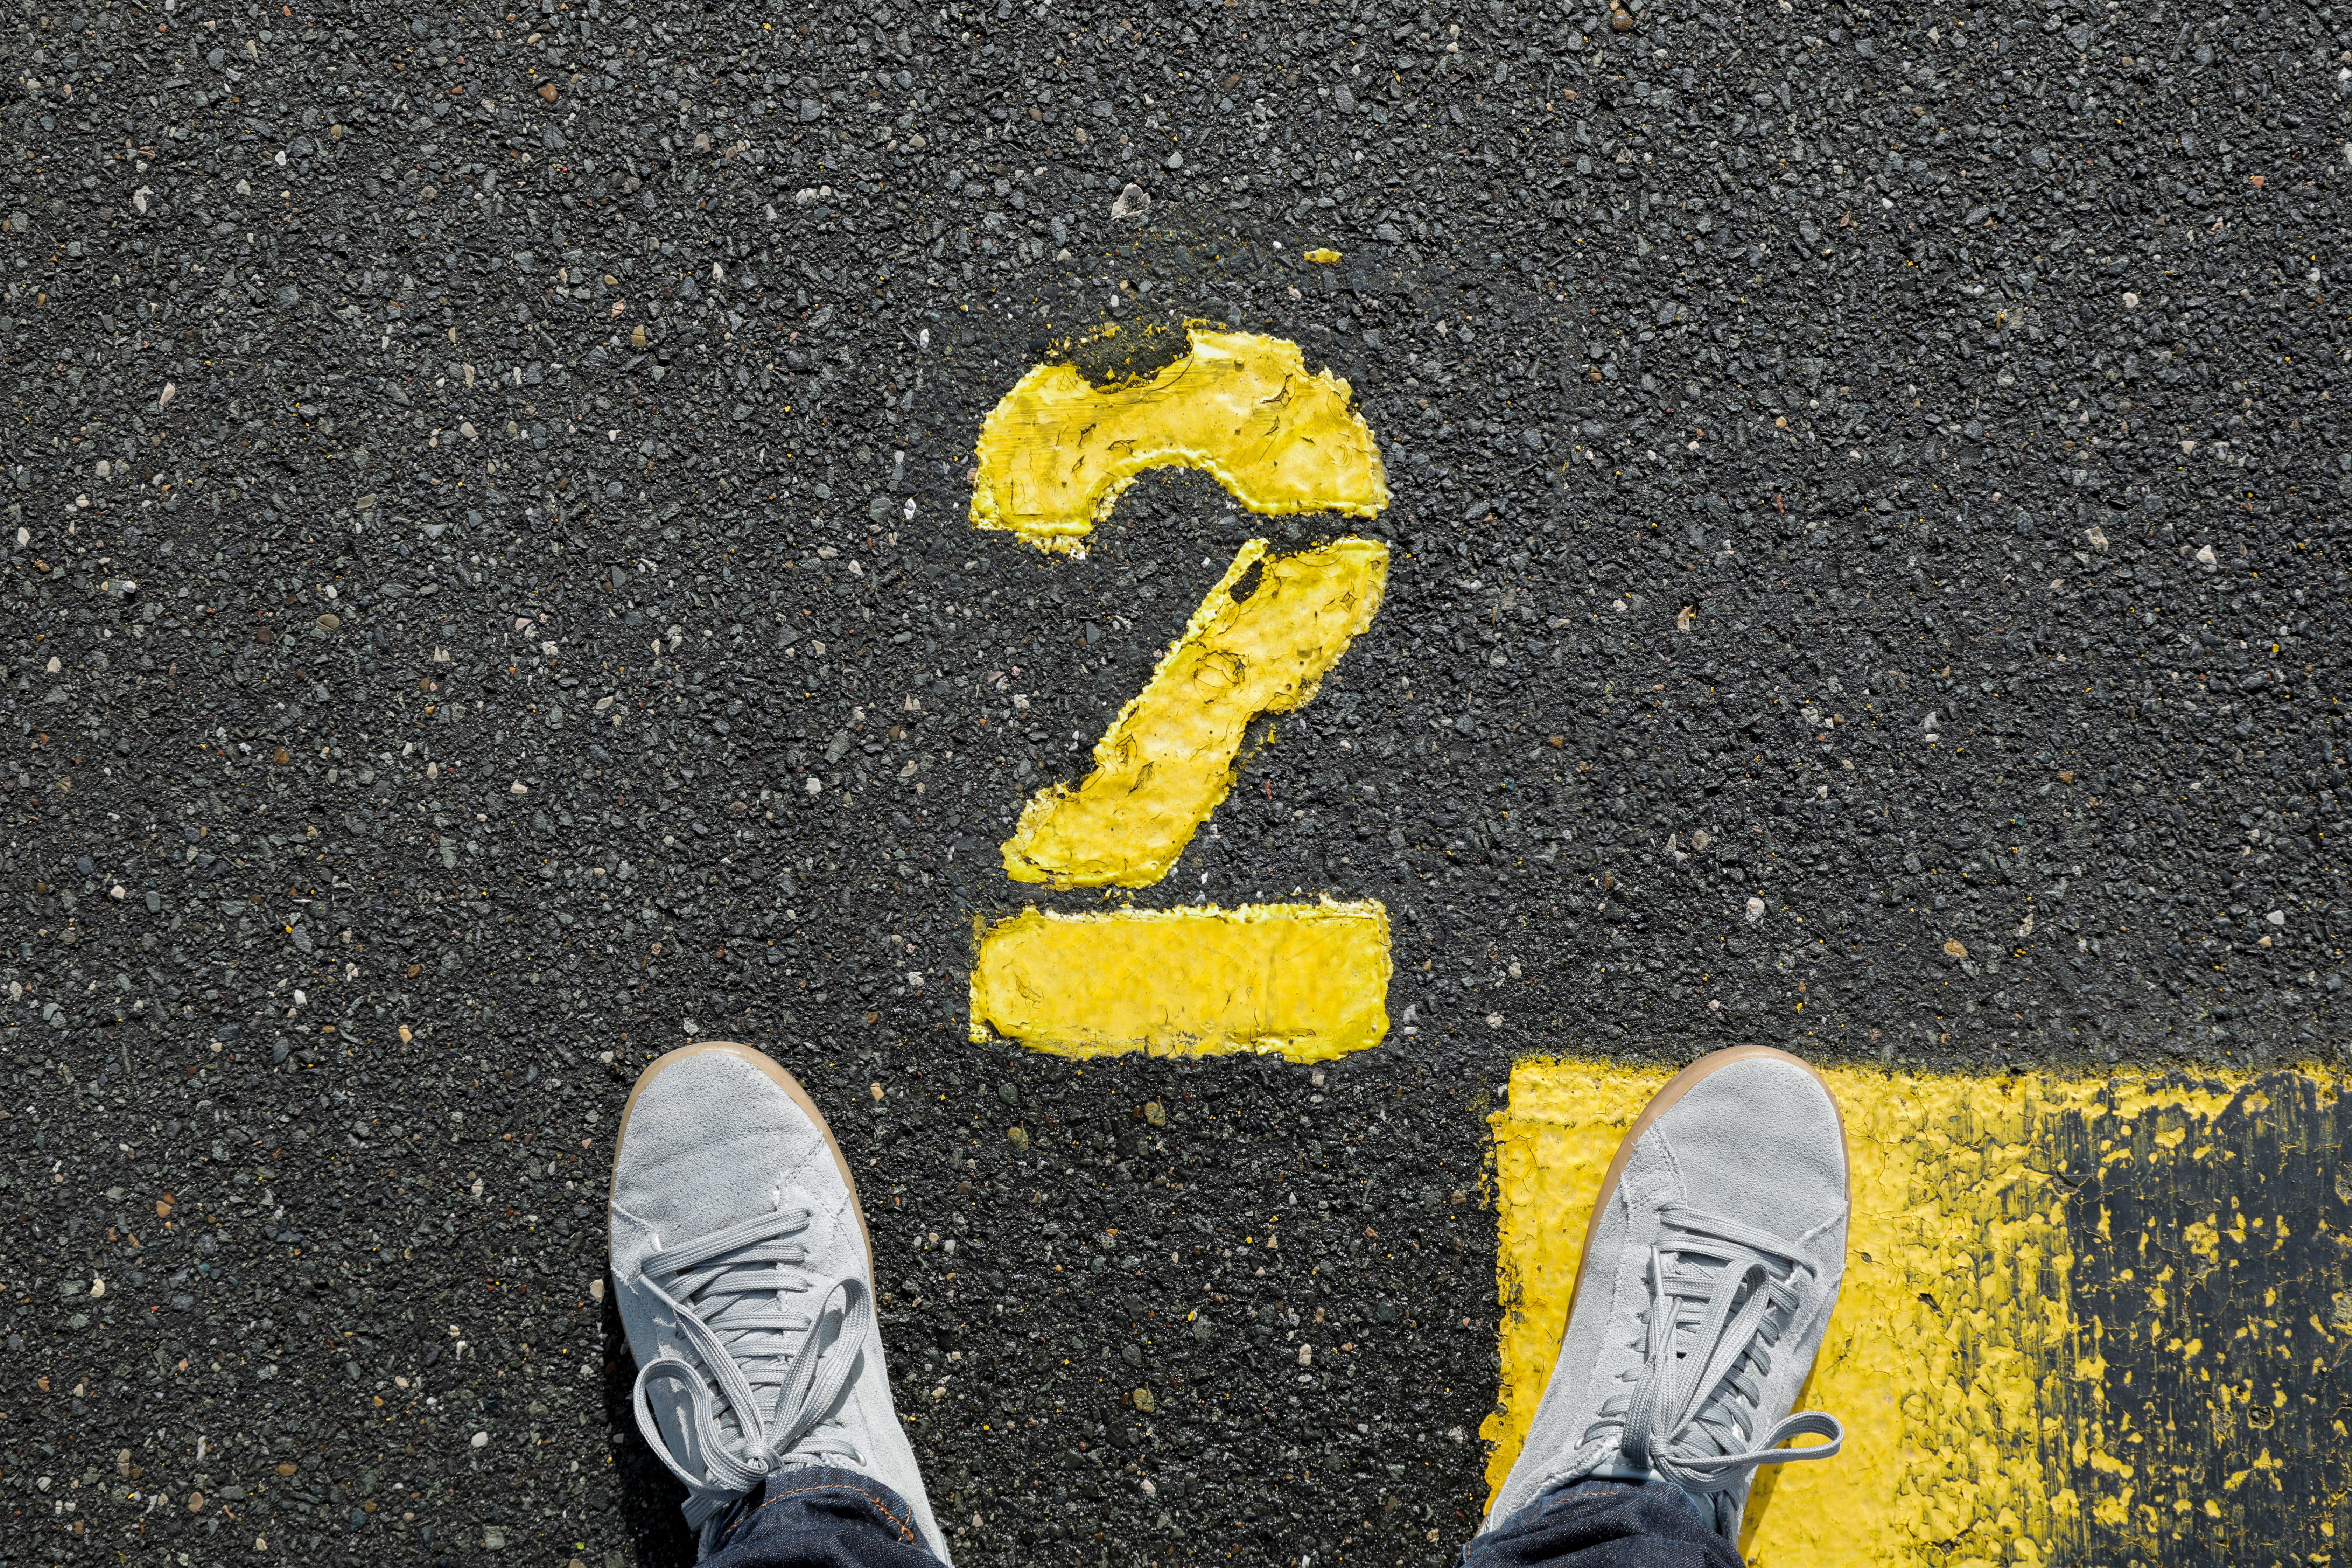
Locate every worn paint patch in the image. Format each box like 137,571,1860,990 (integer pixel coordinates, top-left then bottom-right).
967,327,1388,551
2049,1070,2345,1567
967,900,1390,1061
1486,1060,2344,1568
1002,537,1388,888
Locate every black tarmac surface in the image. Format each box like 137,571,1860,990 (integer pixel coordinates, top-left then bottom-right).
4,0,2347,1563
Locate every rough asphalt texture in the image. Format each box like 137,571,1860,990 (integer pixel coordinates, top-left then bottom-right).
5,0,2348,1564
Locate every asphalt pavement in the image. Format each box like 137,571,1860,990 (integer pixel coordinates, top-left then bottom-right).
4,0,2347,1564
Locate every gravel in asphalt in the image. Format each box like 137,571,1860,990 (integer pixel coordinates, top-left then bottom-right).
3,1,2347,1565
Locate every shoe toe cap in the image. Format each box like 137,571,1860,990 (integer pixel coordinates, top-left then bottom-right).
611,1045,851,1253
1651,1055,1848,1244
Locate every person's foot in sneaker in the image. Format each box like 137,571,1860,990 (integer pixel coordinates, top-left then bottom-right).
610,1041,951,1564
1479,1046,1849,1556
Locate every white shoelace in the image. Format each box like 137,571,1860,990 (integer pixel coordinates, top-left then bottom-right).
1582,1201,1844,1493
631,1202,872,1533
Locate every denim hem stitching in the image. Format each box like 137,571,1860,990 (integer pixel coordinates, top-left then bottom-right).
749,1481,919,1546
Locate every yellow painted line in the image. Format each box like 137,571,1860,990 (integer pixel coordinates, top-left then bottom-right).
966,328,1395,1062
1002,537,1387,888
967,327,1388,550
967,900,1390,1061
1486,1059,2335,1568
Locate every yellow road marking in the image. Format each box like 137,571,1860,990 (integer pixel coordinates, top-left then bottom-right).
1002,537,1388,888
1486,1059,2328,1568
966,329,1397,1060
967,900,1391,1060
968,327,1388,551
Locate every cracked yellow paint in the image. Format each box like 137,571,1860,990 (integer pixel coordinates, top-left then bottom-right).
1002,537,1387,888
1485,1060,2338,1568
967,327,1388,550
967,900,1390,1060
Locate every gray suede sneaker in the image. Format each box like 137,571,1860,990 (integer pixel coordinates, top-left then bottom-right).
609,1041,950,1562
1483,1046,1849,1544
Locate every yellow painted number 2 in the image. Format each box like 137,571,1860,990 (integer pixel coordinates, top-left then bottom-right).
964,328,1396,1062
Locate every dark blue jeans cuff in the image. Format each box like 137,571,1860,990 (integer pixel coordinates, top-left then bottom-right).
702,1465,943,1568
1463,1479,1739,1568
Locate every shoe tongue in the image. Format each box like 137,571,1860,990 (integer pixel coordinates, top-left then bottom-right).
1652,1244,1766,1410
686,1217,821,1460
777,1429,861,1475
